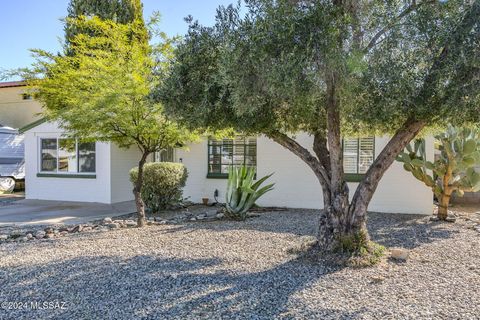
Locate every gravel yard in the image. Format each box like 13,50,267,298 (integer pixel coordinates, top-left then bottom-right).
0,208,479,319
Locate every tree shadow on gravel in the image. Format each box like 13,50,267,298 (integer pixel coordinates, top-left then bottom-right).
367,212,460,249
146,210,459,250
0,254,363,319
155,210,319,237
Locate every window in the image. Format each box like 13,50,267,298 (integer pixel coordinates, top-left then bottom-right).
154,147,174,162
78,142,96,172
39,138,96,174
207,137,256,178
343,137,375,177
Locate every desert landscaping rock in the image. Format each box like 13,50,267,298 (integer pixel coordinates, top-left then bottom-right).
72,225,84,233
44,227,54,234
390,248,410,261
445,215,457,223
125,220,136,227
0,209,479,319
35,231,46,239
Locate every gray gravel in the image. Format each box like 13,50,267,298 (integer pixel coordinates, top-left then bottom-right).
0,209,479,319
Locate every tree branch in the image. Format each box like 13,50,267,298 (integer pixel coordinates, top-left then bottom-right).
266,130,331,192
349,117,426,220
313,130,331,177
325,70,345,198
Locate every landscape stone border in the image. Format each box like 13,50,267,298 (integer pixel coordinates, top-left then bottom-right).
0,211,226,244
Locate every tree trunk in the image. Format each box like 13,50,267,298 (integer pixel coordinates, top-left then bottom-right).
318,68,359,250
318,185,352,251
134,151,149,227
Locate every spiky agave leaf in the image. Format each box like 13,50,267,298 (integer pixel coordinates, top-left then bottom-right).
224,166,275,220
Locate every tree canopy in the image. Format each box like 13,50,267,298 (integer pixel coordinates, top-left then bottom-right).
161,0,479,135
28,17,194,153
65,0,144,44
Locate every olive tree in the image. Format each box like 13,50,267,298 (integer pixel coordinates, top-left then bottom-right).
159,0,480,254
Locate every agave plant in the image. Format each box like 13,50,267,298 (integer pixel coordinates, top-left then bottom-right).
396,125,480,220
225,166,275,221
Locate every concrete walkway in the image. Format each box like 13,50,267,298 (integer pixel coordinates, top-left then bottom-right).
0,199,136,226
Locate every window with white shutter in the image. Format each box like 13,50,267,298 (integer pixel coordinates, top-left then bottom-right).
343,137,375,180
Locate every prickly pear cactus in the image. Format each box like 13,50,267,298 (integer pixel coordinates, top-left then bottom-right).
396,125,480,220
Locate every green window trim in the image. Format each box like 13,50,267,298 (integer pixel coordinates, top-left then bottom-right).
207,136,257,179
36,173,96,179
206,172,229,179
39,138,96,174
19,118,47,134
344,173,365,183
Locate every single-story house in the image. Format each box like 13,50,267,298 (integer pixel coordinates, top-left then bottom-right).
21,119,434,214
0,81,42,129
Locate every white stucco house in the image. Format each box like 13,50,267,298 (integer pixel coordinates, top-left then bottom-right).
21,120,434,214
22,121,141,204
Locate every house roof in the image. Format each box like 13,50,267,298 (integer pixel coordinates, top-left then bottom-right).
18,118,47,134
0,81,26,88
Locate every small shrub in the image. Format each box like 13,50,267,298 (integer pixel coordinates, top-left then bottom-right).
336,230,386,267
130,162,188,213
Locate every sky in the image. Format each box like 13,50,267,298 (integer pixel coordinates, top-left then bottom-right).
0,0,235,81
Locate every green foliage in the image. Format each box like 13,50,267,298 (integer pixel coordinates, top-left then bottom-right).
225,166,274,221
65,0,144,46
337,231,386,267
23,15,196,154
397,125,480,199
130,162,188,213
160,1,480,136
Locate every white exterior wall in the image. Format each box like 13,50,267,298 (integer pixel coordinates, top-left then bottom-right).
110,144,142,203
0,85,42,129
177,134,434,215
24,121,112,203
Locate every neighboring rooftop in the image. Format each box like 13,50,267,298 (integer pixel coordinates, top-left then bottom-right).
0,81,26,88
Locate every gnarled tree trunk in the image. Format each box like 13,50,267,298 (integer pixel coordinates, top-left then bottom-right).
268,117,426,252
317,69,358,250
